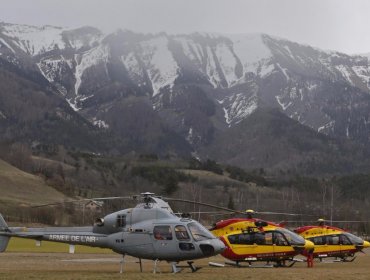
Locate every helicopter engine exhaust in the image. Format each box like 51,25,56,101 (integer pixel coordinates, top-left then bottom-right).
94,218,104,227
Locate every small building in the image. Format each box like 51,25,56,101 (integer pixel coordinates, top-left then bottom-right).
84,200,104,213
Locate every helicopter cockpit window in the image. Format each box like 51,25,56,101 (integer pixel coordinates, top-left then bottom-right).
254,232,266,245
228,233,254,245
228,232,269,245
188,222,214,241
327,235,340,245
343,232,363,245
273,232,288,246
339,234,352,245
309,236,326,245
278,228,305,245
264,232,273,245
153,226,173,240
175,225,190,241
116,215,126,228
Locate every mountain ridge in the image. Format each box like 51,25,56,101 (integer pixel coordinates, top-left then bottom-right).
2,22,370,174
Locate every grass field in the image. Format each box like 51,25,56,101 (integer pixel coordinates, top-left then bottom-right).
6,237,112,254
0,246,369,280
0,159,66,207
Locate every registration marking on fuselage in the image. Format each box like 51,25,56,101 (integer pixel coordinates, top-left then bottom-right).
47,234,99,243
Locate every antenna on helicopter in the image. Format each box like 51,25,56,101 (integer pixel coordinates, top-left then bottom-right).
318,218,326,226
141,192,155,207
245,209,255,219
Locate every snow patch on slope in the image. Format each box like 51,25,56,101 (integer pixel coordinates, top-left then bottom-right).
230,34,272,75
221,93,258,125
176,37,204,63
336,65,354,85
121,52,146,83
205,46,223,88
276,63,290,80
215,42,239,87
352,65,370,90
307,82,318,92
259,63,275,78
3,24,65,56
276,95,292,110
318,120,335,133
37,56,72,82
140,36,179,96
0,111,7,119
68,33,101,50
283,45,294,59
67,98,80,111
93,118,109,129
74,45,109,97
0,38,15,53
186,127,196,144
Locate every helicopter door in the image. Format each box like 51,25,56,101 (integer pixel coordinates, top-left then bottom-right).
339,234,353,256
227,232,261,259
115,214,155,258
327,234,341,256
152,225,178,259
115,214,126,250
308,236,328,257
272,232,291,257
175,225,194,255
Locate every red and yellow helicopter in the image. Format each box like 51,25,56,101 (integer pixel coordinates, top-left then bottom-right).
295,219,370,262
209,210,315,267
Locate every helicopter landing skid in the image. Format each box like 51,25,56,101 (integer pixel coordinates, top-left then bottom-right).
119,254,125,274
225,260,274,268
171,261,201,273
320,256,357,263
153,259,161,274
274,259,301,268
119,255,144,273
223,259,302,268
153,260,200,274
342,257,357,262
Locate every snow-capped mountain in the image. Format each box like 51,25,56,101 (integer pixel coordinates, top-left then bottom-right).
2,22,370,172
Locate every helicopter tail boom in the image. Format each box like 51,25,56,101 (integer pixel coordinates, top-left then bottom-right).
0,214,10,252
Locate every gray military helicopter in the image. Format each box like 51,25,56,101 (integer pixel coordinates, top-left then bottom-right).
0,192,226,273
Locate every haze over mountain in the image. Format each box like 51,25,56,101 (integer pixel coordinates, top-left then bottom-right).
1,22,370,174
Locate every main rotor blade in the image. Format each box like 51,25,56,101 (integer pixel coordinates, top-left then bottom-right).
279,220,370,224
164,198,315,217
174,211,231,215
31,196,134,208
256,211,315,216
164,197,246,215
322,220,370,223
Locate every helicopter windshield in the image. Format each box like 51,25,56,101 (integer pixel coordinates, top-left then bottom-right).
278,228,305,245
188,222,215,241
342,232,364,245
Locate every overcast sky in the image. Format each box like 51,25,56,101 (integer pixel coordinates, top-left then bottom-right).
1,0,370,54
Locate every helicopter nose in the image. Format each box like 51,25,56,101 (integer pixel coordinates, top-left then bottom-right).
294,239,315,253
363,240,370,249
200,238,226,257
304,240,315,252
214,238,227,254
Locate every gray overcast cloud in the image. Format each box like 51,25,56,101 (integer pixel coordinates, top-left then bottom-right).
1,0,370,54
